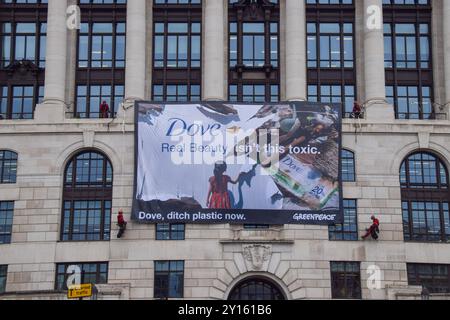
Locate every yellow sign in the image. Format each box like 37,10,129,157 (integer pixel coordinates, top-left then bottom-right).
67,284,93,299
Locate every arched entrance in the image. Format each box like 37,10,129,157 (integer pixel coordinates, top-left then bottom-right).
228,277,286,300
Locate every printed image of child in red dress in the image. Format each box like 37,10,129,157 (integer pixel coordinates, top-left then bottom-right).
206,161,242,209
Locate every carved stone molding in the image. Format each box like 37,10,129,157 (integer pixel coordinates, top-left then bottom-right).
5,59,40,78
231,0,277,21
242,244,272,271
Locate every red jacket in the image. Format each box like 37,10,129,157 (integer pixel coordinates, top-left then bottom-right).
372,218,380,227
117,214,125,225
100,103,109,113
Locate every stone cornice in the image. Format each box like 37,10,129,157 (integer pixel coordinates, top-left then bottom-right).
1,120,450,135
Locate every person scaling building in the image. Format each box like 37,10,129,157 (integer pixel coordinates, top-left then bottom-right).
99,100,110,118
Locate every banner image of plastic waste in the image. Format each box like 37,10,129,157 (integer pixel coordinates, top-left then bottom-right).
133,101,343,225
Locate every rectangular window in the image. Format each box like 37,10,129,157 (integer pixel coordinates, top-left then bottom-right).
230,0,278,3
154,0,201,4
156,224,185,240
384,23,430,69
228,1,279,103
330,261,361,299
243,84,265,102
307,84,355,117
341,149,355,182
61,200,111,241
80,0,127,4
152,84,200,102
79,0,126,3
1,0,48,3
0,151,18,184
0,86,42,120
307,0,353,4
0,201,13,244
229,84,279,103
55,262,108,290
0,22,46,68
78,22,125,68
11,86,34,119
386,85,432,120
0,265,6,294
329,200,358,241
243,23,265,67
382,1,430,7
75,84,124,118
153,22,201,68
402,201,450,242
407,263,450,293
384,4,433,121
154,261,184,299
229,21,278,68
307,22,354,68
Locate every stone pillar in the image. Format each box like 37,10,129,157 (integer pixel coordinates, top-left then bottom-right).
285,0,307,101
203,0,225,101
443,0,450,110
124,0,147,102
36,0,68,121
363,0,393,120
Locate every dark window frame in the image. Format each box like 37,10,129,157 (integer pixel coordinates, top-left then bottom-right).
330,261,362,299
79,0,126,4
61,150,113,242
0,150,18,184
75,1,126,119
0,1,47,120
77,21,126,69
383,3,434,120
228,276,286,300
154,260,184,299
341,149,355,182
329,199,358,241
0,201,14,245
306,1,356,118
156,223,185,240
0,265,7,294
75,83,124,119
152,83,201,102
400,152,450,243
407,263,450,294
152,2,202,101
228,0,280,102
55,261,108,291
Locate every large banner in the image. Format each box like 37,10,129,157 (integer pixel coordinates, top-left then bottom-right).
133,101,343,225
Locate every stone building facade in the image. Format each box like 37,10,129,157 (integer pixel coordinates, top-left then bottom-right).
0,0,450,300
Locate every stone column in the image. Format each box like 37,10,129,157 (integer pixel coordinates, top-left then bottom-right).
363,0,393,120
285,0,307,101
203,0,225,101
37,0,68,121
443,0,450,110
125,0,147,102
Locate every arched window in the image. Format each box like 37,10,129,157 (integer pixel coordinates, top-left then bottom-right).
400,152,450,242
228,277,286,300
341,149,355,182
0,150,18,184
61,151,113,241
